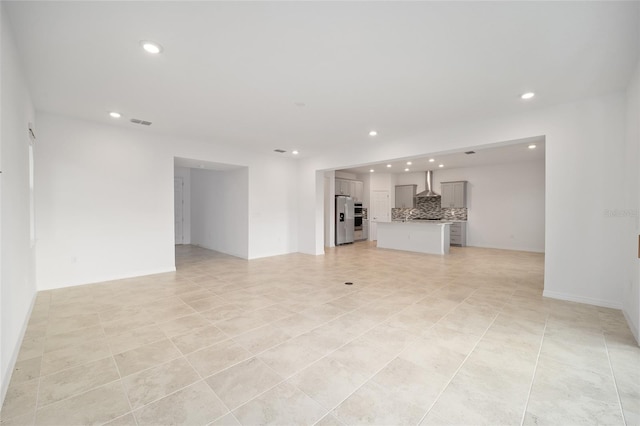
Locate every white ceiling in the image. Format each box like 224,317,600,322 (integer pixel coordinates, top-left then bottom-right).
5,2,639,158
340,136,545,175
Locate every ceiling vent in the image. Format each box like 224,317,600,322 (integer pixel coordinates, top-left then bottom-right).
130,118,152,126
465,151,476,155
274,149,286,153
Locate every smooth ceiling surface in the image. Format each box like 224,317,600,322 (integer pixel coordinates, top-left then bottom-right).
6,2,640,156
341,137,545,174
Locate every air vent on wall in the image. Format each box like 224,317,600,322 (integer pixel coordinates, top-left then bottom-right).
274,149,286,153
464,151,476,155
130,118,152,126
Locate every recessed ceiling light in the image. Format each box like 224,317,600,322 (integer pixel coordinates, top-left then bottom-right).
386,164,392,168
428,158,435,162
292,150,299,155
406,161,412,165
404,168,409,172
439,164,444,168
369,169,374,173
109,112,121,118
521,92,535,100
369,130,378,136
141,41,163,54
528,144,536,149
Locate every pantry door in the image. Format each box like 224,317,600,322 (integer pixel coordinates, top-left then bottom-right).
370,190,390,240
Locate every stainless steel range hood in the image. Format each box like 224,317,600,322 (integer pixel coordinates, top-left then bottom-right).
415,170,440,198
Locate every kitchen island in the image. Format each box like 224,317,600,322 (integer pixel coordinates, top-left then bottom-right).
377,221,452,255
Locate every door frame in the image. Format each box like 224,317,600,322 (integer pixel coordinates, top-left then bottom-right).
174,176,184,245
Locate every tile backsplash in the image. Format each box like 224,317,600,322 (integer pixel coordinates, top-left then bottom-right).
442,207,467,221
391,197,467,221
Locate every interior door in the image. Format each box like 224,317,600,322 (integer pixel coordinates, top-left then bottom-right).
371,190,390,241
174,177,184,244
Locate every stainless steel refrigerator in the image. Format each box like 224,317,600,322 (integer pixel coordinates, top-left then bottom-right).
335,195,355,245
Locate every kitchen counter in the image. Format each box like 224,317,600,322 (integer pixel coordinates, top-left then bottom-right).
377,221,451,255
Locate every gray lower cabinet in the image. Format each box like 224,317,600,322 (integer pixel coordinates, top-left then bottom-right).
449,222,467,246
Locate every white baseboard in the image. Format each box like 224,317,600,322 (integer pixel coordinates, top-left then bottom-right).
37,266,177,291
1,291,37,408
467,243,545,253
192,243,248,260
542,290,622,309
622,308,640,346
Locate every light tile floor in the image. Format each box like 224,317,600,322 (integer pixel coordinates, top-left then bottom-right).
1,243,639,425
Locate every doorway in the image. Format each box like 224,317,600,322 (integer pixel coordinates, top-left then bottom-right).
173,157,249,260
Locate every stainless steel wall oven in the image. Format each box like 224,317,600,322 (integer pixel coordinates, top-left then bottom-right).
354,203,363,231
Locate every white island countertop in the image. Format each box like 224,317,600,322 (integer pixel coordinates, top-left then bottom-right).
377,221,452,255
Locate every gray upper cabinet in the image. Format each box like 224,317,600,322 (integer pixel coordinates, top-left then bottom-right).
441,181,467,208
395,185,417,208
336,179,350,195
353,181,364,202
335,178,364,201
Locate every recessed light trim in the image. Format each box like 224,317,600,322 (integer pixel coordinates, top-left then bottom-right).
406,161,412,165
404,168,409,172
109,112,121,119
369,169,374,173
141,40,163,54
528,144,537,149
439,164,444,168
386,164,392,168
521,92,535,100
292,150,299,155
369,130,378,136
428,158,435,163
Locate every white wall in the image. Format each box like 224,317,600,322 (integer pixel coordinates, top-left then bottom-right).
335,171,357,180
35,113,299,289
173,166,191,244
297,168,325,256
0,4,37,403
35,115,177,289
299,92,630,309
622,60,640,343
247,160,299,259
324,171,335,248
395,172,426,194
434,160,545,252
190,168,249,258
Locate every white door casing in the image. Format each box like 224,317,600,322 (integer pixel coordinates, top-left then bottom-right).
174,177,184,244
